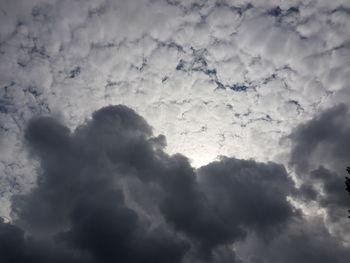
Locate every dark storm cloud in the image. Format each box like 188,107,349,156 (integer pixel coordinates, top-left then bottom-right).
290,104,350,175
289,104,350,216
159,156,295,256
197,158,295,236
0,104,299,263
228,104,350,263
0,217,93,263
241,217,350,263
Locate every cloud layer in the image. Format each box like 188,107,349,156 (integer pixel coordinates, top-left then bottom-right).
1,0,350,186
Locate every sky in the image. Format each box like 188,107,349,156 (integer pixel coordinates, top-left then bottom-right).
0,0,350,262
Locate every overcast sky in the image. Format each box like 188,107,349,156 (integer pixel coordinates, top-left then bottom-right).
0,0,350,262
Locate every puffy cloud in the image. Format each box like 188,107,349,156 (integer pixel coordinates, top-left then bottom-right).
290,104,350,175
1,105,300,263
1,0,350,187
1,104,350,262
289,104,350,243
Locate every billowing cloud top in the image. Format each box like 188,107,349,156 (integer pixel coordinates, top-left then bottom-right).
0,104,349,262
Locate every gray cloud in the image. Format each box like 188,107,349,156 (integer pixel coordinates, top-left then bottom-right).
236,217,350,263
290,104,350,211
289,104,350,245
0,105,300,263
290,104,350,175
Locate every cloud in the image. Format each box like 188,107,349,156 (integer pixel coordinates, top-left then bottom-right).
1,104,350,262
1,0,350,190
236,216,350,263
0,104,301,263
290,105,350,172
289,104,350,209
289,104,350,244
0,0,350,261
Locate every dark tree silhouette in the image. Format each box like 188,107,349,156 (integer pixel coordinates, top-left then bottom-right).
346,167,350,218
